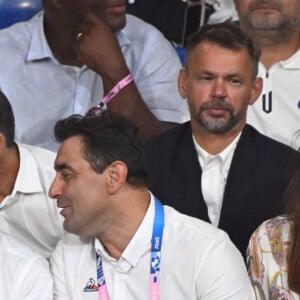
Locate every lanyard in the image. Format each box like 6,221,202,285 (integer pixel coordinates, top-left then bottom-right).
96,198,165,300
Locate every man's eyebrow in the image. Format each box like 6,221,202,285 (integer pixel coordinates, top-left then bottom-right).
54,162,75,172
226,73,243,78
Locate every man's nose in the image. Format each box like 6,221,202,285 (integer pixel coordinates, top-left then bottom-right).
48,176,62,199
212,79,227,98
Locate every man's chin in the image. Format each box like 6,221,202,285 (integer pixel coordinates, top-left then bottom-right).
104,13,126,32
198,118,235,134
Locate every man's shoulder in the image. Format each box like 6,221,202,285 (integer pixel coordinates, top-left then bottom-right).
125,14,165,38
0,12,40,44
144,122,191,151
18,143,56,162
18,143,56,177
258,47,300,73
0,231,44,262
123,14,175,53
163,205,232,248
242,124,297,156
52,233,94,258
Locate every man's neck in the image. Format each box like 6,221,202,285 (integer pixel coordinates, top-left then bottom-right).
192,122,244,155
0,145,19,202
259,39,300,70
96,189,151,259
43,13,83,67
244,27,300,70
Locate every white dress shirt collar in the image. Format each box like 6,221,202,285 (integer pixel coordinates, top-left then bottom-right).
0,143,44,208
12,143,44,194
27,11,54,62
27,12,131,63
193,132,242,178
192,132,241,226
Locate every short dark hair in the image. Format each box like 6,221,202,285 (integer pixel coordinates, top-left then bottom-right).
184,21,261,79
54,112,148,187
0,90,15,147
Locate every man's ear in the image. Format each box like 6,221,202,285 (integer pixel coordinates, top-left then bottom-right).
178,68,188,99
105,161,128,194
249,77,263,105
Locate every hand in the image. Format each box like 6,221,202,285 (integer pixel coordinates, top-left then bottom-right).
76,13,129,84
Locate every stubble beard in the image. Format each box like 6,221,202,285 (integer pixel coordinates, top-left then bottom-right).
193,99,239,134
241,1,300,39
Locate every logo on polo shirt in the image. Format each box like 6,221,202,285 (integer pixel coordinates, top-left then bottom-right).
262,91,272,113
83,277,98,292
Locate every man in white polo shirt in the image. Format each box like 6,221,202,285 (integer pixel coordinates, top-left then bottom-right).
49,112,254,299
234,0,300,150
0,90,64,259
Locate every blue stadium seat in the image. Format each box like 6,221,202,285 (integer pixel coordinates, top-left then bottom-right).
175,45,186,64
0,0,42,29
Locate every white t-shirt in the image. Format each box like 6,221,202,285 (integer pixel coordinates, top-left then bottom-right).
50,195,255,300
247,49,300,150
0,232,53,300
0,143,64,258
0,12,189,151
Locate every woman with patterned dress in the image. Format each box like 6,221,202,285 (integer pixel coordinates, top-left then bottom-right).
247,160,300,300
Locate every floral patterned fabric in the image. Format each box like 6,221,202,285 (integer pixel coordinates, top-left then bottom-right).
247,215,299,300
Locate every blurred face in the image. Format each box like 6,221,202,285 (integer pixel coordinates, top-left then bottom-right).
53,0,126,32
235,0,300,31
49,135,109,237
179,42,262,135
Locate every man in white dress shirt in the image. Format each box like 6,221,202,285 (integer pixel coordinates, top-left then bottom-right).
49,112,254,299
0,0,188,151
143,21,298,257
0,90,64,259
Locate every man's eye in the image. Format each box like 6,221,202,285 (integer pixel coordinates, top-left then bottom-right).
229,78,241,85
61,173,72,181
200,76,213,81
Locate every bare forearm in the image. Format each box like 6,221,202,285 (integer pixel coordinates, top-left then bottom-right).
105,78,177,141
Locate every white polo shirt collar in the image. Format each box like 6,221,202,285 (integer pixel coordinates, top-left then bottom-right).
94,193,154,273
280,48,300,69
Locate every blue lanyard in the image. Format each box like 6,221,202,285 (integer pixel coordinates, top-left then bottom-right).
96,198,165,300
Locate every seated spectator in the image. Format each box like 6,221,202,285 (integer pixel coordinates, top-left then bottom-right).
143,21,299,257
234,0,300,150
0,0,188,151
49,112,254,299
0,231,53,300
247,159,300,299
0,90,64,258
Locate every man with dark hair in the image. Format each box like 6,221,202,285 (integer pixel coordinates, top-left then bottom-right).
234,0,300,150
49,112,254,299
143,21,298,257
0,0,188,151
0,90,64,259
